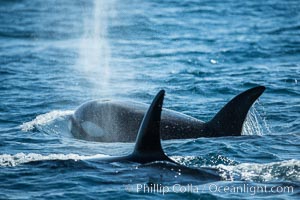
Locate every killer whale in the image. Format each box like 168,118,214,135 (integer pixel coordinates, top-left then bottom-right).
26,90,219,179
97,90,172,163
87,90,220,180
70,86,265,142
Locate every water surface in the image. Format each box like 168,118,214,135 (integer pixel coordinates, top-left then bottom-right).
0,0,299,199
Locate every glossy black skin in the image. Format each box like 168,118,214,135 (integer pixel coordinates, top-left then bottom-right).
85,90,221,180
70,86,265,142
70,100,205,142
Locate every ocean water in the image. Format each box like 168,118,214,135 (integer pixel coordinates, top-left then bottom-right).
0,0,299,199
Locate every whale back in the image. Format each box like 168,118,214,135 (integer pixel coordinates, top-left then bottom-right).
71,100,205,142
70,86,265,141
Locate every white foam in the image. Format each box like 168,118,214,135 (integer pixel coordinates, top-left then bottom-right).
0,153,107,167
20,110,73,132
1,154,298,182
242,101,271,136
216,159,300,182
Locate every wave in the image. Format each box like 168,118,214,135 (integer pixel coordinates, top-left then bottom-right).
1,152,298,183
0,153,107,167
20,110,73,132
217,159,300,182
171,156,299,182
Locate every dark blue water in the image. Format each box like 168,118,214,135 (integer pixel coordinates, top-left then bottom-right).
0,0,299,199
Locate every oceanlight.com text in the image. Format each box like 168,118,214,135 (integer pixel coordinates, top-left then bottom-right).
124,183,294,195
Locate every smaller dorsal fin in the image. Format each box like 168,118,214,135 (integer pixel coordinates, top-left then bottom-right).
129,90,171,163
205,86,265,137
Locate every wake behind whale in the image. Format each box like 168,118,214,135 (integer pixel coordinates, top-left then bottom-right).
70,86,265,142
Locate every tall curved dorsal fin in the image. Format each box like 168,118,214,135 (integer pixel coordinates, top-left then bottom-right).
205,86,266,137
129,90,172,163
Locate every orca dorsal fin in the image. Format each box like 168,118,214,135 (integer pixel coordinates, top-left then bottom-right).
129,90,171,163
205,86,265,137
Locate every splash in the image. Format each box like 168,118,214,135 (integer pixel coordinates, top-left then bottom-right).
217,159,300,182
20,110,73,132
242,101,271,136
172,156,299,182
0,153,107,167
171,155,238,167
77,0,115,93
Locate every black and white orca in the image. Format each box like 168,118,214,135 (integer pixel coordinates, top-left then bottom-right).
83,90,220,179
70,86,265,142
